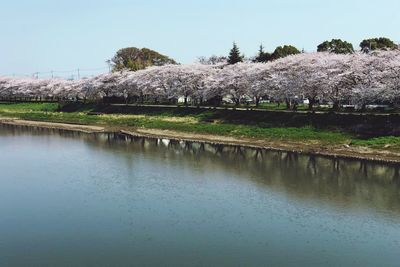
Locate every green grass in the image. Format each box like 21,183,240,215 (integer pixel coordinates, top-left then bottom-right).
351,136,400,149
0,102,398,149
0,102,59,112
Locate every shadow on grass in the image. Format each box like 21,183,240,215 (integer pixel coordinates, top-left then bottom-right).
56,102,400,138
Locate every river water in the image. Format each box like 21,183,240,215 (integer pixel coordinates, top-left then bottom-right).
0,124,399,267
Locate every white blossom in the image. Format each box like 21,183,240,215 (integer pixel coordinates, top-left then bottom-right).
1,50,400,110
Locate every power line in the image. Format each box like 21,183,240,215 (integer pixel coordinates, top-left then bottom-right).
2,66,110,80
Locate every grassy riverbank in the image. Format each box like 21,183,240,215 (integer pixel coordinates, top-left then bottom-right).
0,102,400,155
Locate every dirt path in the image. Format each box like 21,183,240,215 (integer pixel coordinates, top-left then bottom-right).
1,118,399,163
0,118,105,133
122,128,400,163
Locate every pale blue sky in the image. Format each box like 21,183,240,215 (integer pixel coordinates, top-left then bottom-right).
1,0,399,78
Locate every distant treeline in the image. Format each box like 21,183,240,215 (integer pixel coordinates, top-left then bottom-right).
0,45,399,112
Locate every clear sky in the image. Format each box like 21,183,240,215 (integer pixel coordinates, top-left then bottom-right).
1,0,399,78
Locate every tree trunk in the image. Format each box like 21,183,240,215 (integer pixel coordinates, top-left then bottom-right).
360,103,367,112
293,102,298,111
308,98,315,111
332,101,340,111
285,99,291,110
235,98,240,107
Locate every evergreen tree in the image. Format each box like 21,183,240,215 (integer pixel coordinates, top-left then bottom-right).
228,42,244,64
270,45,301,60
360,37,397,52
317,39,354,54
111,47,177,71
254,44,271,62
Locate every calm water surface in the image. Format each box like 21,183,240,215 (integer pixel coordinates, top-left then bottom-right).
0,124,399,267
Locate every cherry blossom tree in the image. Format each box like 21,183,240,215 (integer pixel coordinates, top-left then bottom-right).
1,50,400,111
268,56,301,109
245,63,275,107
211,63,252,106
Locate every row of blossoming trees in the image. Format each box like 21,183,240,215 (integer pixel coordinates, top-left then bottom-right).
1,50,400,111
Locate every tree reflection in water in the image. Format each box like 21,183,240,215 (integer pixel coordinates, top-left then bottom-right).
1,124,400,217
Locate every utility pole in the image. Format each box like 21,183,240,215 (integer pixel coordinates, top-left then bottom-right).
77,69,80,79
106,60,112,73
51,70,54,79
